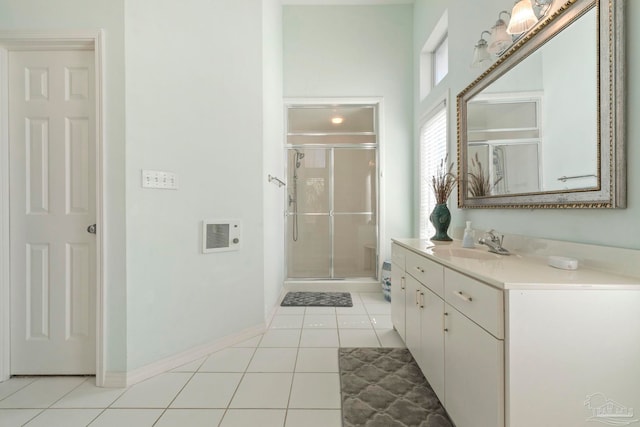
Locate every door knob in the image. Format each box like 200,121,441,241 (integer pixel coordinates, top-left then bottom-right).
87,224,97,234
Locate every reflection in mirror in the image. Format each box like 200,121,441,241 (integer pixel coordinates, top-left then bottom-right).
457,0,625,208
468,141,541,196
467,93,543,196
467,7,596,198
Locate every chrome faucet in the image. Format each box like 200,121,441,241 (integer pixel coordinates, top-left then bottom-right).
478,230,510,255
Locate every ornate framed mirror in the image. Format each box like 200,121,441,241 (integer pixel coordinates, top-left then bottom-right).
457,0,625,208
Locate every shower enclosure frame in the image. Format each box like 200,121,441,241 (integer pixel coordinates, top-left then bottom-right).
283,99,384,281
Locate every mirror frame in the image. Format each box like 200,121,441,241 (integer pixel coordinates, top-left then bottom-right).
457,0,625,209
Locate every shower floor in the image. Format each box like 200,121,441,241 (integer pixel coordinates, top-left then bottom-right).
284,279,381,293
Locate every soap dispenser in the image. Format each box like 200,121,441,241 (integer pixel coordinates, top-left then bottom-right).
462,221,475,248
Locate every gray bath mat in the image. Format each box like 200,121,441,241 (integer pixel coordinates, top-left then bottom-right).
339,347,453,427
280,291,352,307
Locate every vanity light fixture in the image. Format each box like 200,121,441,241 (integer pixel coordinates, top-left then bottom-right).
507,0,554,35
487,11,513,54
471,31,493,68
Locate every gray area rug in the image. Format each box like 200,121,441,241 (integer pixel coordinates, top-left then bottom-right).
280,291,352,307
339,348,453,427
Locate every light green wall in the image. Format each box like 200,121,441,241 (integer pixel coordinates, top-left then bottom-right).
283,5,414,262
415,0,639,250
124,0,266,370
1,0,279,376
263,0,285,318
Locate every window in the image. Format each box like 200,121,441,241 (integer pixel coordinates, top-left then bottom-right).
419,10,448,100
419,102,447,240
433,35,448,86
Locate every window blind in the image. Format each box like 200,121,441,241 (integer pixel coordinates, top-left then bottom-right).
419,103,448,240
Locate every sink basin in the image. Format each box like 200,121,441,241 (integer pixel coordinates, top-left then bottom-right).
430,246,500,261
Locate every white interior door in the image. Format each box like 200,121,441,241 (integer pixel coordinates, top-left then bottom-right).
9,50,96,374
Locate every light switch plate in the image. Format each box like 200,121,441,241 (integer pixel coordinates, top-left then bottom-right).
142,170,178,190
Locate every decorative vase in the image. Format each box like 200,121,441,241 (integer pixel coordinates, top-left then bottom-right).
430,203,452,241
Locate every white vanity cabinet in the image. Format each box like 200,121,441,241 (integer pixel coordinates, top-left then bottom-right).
404,274,445,401
390,244,447,407
391,243,505,427
443,270,504,427
392,238,640,427
506,289,640,427
390,246,407,341
418,280,445,402
405,249,446,402
404,274,423,370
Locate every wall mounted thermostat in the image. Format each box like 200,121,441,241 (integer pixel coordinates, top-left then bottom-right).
202,219,241,253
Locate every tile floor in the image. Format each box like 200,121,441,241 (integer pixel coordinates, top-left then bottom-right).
0,292,404,427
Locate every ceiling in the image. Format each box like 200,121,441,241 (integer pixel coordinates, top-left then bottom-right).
281,0,414,5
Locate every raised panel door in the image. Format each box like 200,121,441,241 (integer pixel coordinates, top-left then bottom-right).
9,50,96,374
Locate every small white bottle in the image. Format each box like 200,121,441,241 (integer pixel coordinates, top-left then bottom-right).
462,221,475,248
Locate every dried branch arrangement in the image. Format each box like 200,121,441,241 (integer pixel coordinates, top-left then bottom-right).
467,152,502,197
432,156,457,204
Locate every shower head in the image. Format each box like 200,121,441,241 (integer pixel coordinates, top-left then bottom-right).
295,150,305,168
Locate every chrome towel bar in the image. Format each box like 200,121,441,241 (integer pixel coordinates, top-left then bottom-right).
268,174,286,188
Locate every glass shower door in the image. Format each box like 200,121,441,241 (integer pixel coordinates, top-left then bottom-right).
286,147,377,279
287,148,331,278
333,148,377,278
285,104,378,280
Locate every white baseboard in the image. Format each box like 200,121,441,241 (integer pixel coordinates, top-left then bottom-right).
101,371,127,388
109,323,265,388
265,287,288,326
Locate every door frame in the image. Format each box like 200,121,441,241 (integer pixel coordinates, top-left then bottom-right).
283,97,386,281
0,30,106,385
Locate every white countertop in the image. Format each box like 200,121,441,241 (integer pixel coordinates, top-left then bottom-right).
392,238,640,291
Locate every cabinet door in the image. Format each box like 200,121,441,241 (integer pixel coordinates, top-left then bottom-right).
390,263,406,342
507,290,640,427
419,286,445,402
404,275,422,366
445,305,504,427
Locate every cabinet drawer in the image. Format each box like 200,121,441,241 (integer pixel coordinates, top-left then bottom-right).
444,269,503,339
391,243,407,270
406,251,444,297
